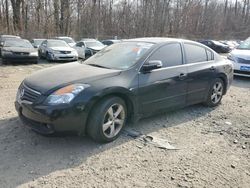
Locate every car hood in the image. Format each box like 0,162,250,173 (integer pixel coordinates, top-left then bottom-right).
3,47,36,53
24,62,121,94
49,46,75,51
231,49,250,59
68,42,76,47
87,46,105,51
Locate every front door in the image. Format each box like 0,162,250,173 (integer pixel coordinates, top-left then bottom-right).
138,43,188,114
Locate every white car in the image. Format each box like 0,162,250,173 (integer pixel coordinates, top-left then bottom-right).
228,37,250,77
74,39,106,59
38,39,78,61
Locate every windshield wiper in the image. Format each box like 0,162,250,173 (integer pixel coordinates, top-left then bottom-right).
88,64,111,69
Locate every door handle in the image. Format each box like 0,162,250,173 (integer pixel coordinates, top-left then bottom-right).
179,73,187,80
210,66,215,71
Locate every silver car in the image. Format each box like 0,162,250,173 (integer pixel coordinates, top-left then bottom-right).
228,37,250,77
38,39,78,61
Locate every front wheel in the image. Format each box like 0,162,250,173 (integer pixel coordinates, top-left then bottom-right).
87,97,127,143
204,78,224,107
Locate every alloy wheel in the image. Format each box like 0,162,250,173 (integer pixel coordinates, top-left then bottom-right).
211,82,223,104
102,103,125,138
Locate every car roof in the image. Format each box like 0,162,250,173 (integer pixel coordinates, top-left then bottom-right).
55,36,73,39
80,38,98,42
47,39,67,42
124,37,197,44
1,35,20,38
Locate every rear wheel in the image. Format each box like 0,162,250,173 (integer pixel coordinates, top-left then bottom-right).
87,97,127,143
204,78,224,107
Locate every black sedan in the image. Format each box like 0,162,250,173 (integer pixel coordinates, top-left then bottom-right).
198,40,231,53
1,38,38,64
15,38,233,142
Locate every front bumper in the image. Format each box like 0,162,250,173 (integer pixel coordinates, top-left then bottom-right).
2,54,38,63
232,61,250,77
49,53,78,61
15,100,88,135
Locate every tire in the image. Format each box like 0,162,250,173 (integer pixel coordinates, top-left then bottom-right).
87,96,127,143
46,52,52,62
204,78,224,107
38,50,43,59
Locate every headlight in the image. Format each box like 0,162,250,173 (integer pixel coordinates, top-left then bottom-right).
2,49,12,55
30,51,38,56
45,84,90,105
51,50,61,54
227,54,236,62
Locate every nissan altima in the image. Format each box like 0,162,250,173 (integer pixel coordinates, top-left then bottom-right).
15,38,233,143
1,38,38,64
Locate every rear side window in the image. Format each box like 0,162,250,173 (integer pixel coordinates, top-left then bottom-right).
206,49,214,61
148,43,183,67
184,43,207,64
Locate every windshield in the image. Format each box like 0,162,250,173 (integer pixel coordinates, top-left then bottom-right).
59,38,75,44
85,42,153,70
33,39,45,46
4,39,33,48
237,38,250,50
85,41,105,48
47,40,69,47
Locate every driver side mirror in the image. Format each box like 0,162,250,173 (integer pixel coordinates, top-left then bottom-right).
0,41,3,47
142,60,163,72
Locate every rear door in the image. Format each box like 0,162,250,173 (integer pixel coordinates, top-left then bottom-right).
138,43,188,114
183,43,217,105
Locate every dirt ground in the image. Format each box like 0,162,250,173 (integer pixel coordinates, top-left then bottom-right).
0,61,249,188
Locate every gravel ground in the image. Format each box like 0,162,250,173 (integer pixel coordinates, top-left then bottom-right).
0,61,249,188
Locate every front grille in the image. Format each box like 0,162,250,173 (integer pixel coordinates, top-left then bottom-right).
234,70,250,75
19,84,41,103
13,52,29,55
59,56,74,59
237,58,250,64
60,51,71,54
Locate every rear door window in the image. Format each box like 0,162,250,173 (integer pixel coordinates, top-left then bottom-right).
184,43,208,64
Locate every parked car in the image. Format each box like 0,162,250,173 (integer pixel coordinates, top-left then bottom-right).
198,40,231,53
220,40,239,50
228,37,250,77
73,41,86,59
15,38,233,143
77,38,106,58
1,38,38,64
101,39,121,46
53,36,76,47
31,39,46,48
0,35,21,57
38,39,78,61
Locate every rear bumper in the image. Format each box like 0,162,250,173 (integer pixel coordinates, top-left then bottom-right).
15,101,88,135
